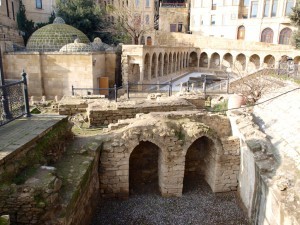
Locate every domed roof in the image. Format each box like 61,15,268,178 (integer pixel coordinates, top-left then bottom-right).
26,17,90,52
59,39,92,52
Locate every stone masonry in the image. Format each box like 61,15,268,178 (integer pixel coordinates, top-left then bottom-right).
97,111,240,198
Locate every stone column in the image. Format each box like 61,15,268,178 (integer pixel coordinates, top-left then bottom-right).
139,64,144,82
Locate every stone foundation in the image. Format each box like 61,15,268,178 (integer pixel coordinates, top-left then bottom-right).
97,111,240,198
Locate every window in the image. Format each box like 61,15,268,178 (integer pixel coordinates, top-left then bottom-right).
237,25,245,40
146,0,150,7
279,27,292,45
250,1,258,18
285,0,294,16
135,0,139,7
170,24,177,32
271,0,278,17
36,0,42,9
211,15,216,25
264,0,270,17
145,15,149,24
5,0,9,17
178,23,183,32
261,28,274,43
212,0,217,10
243,0,249,6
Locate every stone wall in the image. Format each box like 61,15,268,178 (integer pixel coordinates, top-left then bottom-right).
3,52,118,99
229,110,300,225
0,117,71,185
98,111,240,198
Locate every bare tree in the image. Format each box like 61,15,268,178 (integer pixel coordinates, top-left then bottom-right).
106,4,158,44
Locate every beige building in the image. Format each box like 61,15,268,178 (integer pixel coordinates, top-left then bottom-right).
0,0,23,48
24,0,56,23
190,0,296,45
98,0,158,45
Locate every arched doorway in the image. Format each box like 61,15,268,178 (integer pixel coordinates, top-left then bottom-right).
210,52,220,69
237,25,245,40
263,55,275,68
189,51,198,67
199,52,208,68
144,53,150,80
235,53,246,72
248,54,260,71
222,53,233,70
279,27,292,45
129,141,160,195
261,28,274,43
183,136,216,193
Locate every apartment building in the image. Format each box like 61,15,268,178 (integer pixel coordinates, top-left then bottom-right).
24,0,56,23
190,0,296,45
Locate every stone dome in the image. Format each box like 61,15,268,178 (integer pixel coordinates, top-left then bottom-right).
26,17,90,52
59,39,92,52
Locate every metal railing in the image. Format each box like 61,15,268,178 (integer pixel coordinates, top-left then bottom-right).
0,71,31,127
72,84,122,102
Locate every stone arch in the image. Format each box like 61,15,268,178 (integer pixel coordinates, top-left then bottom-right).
235,53,246,72
199,52,208,68
263,55,275,68
183,136,218,193
163,53,168,75
248,54,260,71
294,56,300,64
173,53,176,73
158,53,163,77
151,53,157,79
129,64,140,83
210,52,220,69
279,27,292,45
169,52,172,74
261,28,274,43
129,141,162,195
144,53,150,81
222,53,233,70
189,51,198,67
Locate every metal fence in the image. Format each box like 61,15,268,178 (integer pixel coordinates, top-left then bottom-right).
72,84,122,102
0,72,31,127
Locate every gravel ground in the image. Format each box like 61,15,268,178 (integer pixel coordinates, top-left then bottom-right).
91,176,249,225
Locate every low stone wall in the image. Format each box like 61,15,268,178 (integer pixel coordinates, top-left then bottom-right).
0,117,72,186
98,111,239,198
88,98,197,127
229,110,300,225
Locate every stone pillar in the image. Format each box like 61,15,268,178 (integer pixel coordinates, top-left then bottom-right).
207,57,211,69
139,64,144,82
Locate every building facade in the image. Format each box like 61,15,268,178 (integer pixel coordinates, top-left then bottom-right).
24,0,56,23
190,0,296,45
0,0,23,47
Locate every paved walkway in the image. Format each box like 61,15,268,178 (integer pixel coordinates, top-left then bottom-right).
253,84,300,169
0,115,67,163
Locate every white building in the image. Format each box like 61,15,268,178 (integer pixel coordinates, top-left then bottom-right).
190,0,296,45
